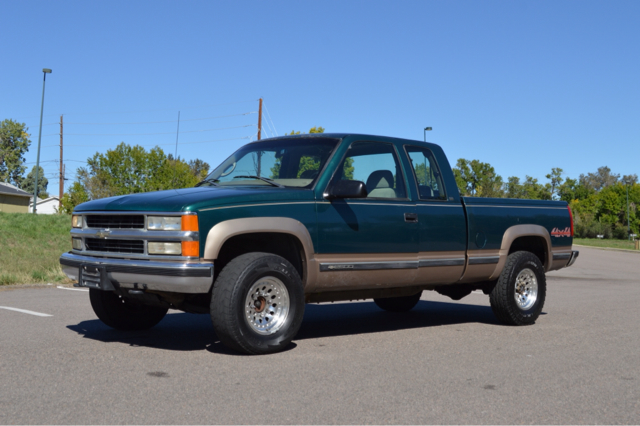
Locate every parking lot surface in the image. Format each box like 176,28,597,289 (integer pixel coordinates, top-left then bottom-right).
1,246,639,424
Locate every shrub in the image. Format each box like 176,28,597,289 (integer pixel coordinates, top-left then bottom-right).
613,225,629,240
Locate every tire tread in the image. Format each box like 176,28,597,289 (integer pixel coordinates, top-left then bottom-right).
211,252,303,355
489,251,546,326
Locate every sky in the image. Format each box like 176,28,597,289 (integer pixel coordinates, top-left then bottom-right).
2,0,639,198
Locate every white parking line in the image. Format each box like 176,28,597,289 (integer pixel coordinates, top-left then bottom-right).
0,306,53,317
57,286,88,292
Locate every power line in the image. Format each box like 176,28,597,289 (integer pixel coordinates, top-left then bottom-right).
24,159,59,165
12,99,259,121
60,136,252,148
63,124,255,136
263,103,278,136
62,111,257,125
260,106,275,138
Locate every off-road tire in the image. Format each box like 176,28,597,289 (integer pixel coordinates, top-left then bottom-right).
374,292,422,312
489,251,546,325
89,289,168,330
210,252,305,355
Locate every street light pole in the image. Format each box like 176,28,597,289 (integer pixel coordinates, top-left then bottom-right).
626,182,631,240
33,68,52,214
424,126,432,142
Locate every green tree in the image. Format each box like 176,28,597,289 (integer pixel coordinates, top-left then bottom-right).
0,119,31,185
557,177,594,202
521,176,549,200
545,167,564,200
188,159,210,180
580,166,619,191
64,143,208,211
284,126,325,136
453,158,503,197
59,182,89,214
505,176,526,198
21,166,49,199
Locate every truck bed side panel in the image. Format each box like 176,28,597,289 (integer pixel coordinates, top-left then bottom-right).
460,197,572,282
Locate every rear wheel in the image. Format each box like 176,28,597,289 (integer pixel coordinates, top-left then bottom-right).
489,251,546,325
210,252,305,355
374,292,422,312
89,289,168,330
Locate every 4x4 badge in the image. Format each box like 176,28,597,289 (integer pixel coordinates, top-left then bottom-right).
551,227,571,237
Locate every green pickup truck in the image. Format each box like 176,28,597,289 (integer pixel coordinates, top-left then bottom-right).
60,133,578,354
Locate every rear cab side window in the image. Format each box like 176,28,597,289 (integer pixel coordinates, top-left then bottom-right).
404,145,447,201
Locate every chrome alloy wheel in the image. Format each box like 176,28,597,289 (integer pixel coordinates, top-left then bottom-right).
244,276,290,335
514,268,538,310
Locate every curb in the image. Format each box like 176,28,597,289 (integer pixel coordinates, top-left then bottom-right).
0,283,58,292
573,244,640,254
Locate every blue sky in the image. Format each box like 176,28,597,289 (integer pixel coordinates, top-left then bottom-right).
2,0,639,197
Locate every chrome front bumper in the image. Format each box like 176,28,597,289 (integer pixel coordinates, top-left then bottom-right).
59,252,214,293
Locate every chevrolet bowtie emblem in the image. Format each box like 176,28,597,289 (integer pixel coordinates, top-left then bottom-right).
96,230,111,239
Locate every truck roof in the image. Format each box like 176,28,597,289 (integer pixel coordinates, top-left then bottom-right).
251,133,439,147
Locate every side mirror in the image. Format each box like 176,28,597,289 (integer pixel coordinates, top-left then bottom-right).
325,180,368,199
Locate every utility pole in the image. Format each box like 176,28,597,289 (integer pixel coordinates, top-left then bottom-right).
257,98,263,140
59,115,63,211
33,68,52,213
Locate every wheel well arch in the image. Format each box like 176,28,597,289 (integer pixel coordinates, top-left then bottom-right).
203,217,314,286
214,232,306,283
500,224,552,270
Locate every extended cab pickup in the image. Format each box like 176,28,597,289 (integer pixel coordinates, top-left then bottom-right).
60,133,579,354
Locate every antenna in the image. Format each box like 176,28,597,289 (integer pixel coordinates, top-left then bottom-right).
171,111,181,187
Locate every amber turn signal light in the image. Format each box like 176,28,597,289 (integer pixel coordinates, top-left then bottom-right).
182,241,199,257
181,215,199,231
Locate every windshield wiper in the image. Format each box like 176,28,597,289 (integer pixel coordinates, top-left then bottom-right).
233,175,285,188
195,178,220,187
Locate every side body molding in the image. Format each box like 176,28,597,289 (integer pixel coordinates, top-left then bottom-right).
493,224,553,277
203,217,318,287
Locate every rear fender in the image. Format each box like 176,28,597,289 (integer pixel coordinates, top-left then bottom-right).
493,225,552,278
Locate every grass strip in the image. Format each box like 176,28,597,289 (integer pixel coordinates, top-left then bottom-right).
574,238,637,250
0,212,72,285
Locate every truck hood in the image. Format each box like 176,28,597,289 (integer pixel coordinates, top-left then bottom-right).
73,186,314,212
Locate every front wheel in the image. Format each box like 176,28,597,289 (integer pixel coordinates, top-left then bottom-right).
210,252,305,355
489,251,546,325
89,289,168,330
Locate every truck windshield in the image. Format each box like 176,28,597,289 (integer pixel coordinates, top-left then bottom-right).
203,137,339,188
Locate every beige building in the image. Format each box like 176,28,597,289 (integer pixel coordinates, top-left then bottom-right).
0,182,32,213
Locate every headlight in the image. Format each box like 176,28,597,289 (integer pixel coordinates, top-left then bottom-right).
147,216,181,231
148,242,182,255
72,215,83,228
72,238,83,250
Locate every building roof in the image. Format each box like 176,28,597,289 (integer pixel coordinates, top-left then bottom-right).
30,196,60,206
0,182,32,198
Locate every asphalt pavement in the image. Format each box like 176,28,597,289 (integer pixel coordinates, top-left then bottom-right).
1,246,639,424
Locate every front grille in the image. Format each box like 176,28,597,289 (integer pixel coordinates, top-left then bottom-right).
85,238,144,254
85,215,145,229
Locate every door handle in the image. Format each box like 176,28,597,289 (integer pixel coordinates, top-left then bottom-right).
404,213,418,223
